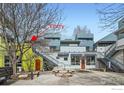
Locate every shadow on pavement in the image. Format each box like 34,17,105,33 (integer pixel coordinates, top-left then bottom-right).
0,79,17,85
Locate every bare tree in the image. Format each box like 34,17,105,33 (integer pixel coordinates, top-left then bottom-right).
0,3,63,76
97,4,124,31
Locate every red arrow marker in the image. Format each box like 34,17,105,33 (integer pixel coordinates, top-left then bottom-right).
31,35,38,41
30,24,64,42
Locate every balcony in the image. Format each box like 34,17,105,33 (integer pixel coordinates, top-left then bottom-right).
60,46,86,53
116,38,124,50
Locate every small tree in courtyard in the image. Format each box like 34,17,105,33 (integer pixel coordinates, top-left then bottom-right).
0,3,63,77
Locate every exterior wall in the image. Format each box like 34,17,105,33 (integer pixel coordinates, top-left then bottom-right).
44,32,61,38
17,46,43,72
96,45,112,53
116,19,124,50
0,36,43,71
49,40,60,51
116,38,124,50
97,47,106,53
60,46,86,52
49,40,60,47
0,37,7,67
49,52,96,69
112,50,124,64
96,45,112,58
49,53,71,65
96,60,106,69
79,40,94,51
74,26,94,51
118,18,124,29
86,65,96,69
43,32,61,51
0,54,4,67
115,20,124,63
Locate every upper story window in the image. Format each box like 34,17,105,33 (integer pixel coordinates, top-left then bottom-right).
64,57,68,61
86,46,90,52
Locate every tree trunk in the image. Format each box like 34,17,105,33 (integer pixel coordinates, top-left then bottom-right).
11,58,18,79
11,54,17,77
12,61,17,75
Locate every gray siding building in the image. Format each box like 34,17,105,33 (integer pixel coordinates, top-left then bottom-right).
73,26,94,51
43,32,61,52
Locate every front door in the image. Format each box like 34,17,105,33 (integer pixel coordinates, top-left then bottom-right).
35,59,41,71
80,57,85,69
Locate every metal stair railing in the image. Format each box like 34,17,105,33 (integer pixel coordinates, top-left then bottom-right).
41,53,68,70
105,44,116,56
102,43,124,70
41,53,59,65
109,58,124,70
32,47,66,68
43,54,67,69
32,47,55,65
103,43,124,70
34,48,58,66
97,52,124,72
97,58,119,72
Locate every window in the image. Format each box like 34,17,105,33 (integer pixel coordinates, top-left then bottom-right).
86,46,90,52
4,56,11,67
75,56,80,65
64,57,68,61
71,55,80,65
86,56,90,65
17,63,22,67
86,56,95,65
71,56,75,65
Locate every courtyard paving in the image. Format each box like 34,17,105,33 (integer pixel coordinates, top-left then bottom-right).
9,71,124,85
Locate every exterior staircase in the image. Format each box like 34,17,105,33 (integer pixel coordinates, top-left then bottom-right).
97,44,124,72
33,48,58,66
97,57,124,72
105,44,119,57
33,47,67,69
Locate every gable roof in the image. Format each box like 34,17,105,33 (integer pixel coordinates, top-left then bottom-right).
96,33,117,43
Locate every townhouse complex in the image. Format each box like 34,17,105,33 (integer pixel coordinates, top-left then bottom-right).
34,19,124,72
0,19,124,73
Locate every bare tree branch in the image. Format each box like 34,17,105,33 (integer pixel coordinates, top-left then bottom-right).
0,3,63,75
97,4,124,31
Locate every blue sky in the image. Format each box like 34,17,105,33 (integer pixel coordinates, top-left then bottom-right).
51,3,114,42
